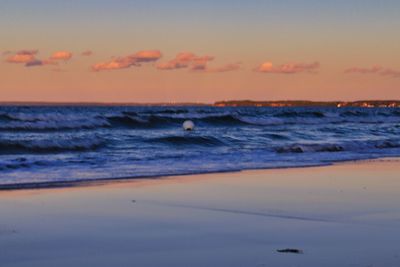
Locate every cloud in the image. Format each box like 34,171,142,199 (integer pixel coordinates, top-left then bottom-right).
190,55,215,71
344,66,382,74
81,50,93,56
345,65,400,78
380,69,400,77
25,59,57,67
92,57,133,71
133,50,162,63
6,50,38,64
5,49,60,67
92,50,162,71
7,54,36,64
5,49,54,67
50,51,72,61
156,52,199,70
156,52,238,73
255,61,320,74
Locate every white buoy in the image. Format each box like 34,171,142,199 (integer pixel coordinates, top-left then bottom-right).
183,120,195,131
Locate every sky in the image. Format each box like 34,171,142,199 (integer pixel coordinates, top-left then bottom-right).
1,0,400,103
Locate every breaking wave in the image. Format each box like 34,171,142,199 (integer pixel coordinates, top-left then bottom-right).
276,139,400,153
0,137,104,154
2,108,400,132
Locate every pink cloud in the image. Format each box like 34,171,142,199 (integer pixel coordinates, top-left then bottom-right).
5,49,60,67
190,55,214,71
133,50,162,63
156,53,213,70
50,51,72,61
156,52,211,70
157,52,238,73
255,61,320,74
6,50,38,64
92,57,133,71
345,65,400,78
81,50,93,56
92,50,162,71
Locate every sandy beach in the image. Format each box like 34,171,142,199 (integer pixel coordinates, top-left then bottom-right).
1,159,400,267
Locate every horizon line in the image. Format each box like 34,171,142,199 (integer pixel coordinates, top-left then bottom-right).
1,99,400,106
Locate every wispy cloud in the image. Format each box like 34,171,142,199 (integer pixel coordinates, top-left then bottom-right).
156,52,212,70
92,50,162,71
50,51,72,61
380,69,400,77
81,50,93,56
345,65,400,78
157,52,239,73
255,61,320,74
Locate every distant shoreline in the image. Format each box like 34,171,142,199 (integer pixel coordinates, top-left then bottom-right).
1,157,399,191
0,100,400,107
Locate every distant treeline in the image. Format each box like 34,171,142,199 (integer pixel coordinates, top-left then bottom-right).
213,100,400,108
1,100,400,107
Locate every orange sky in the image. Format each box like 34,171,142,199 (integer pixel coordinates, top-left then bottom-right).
1,1,399,103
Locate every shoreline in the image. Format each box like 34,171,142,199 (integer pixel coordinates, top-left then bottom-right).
1,156,399,192
1,100,399,107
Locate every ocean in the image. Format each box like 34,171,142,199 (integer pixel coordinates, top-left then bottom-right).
1,106,400,187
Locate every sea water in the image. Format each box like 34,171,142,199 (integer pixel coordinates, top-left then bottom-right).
1,106,399,187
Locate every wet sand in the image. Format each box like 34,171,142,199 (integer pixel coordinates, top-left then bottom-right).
1,159,400,267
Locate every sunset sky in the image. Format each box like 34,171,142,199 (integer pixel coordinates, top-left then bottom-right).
1,0,400,103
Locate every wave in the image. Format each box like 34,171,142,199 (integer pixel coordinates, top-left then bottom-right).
1,108,400,132
274,110,326,118
141,109,190,115
276,139,400,153
0,120,110,131
0,137,104,154
0,112,110,131
0,111,290,130
0,113,287,130
195,114,252,125
106,113,260,127
147,135,226,146
106,114,150,127
0,158,31,171
276,144,344,153
0,113,15,121
0,112,99,122
0,157,54,171
263,133,291,140
374,140,400,149
340,110,369,117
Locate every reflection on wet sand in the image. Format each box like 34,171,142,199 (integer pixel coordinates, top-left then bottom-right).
1,159,400,267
